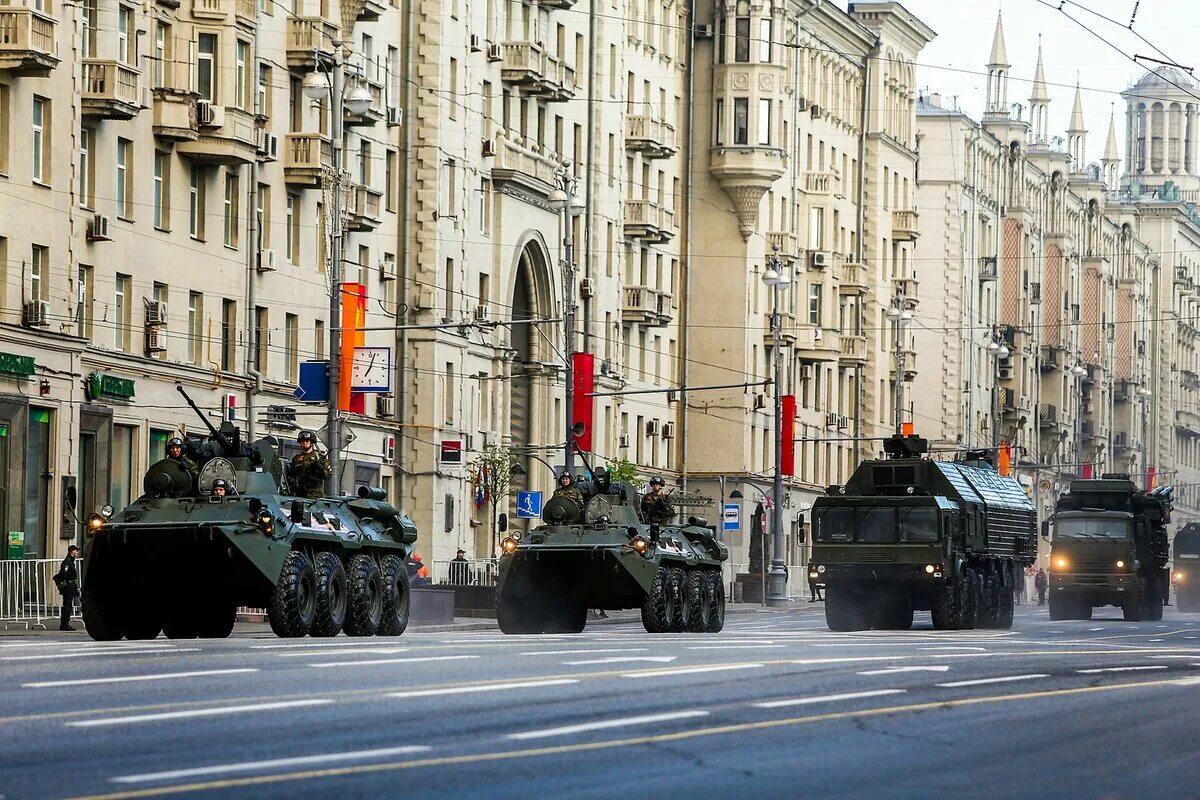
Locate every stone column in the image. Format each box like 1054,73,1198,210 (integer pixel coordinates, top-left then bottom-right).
1126,101,1135,171
1188,104,1197,174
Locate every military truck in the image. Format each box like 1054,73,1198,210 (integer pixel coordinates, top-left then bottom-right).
1048,477,1172,621
495,479,728,634
81,386,418,641
1174,523,1200,611
810,434,1037,631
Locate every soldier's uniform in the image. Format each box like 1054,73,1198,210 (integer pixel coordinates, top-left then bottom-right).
553,485,585,507
287,450,332,499
641,487,675,524
166,438,199,492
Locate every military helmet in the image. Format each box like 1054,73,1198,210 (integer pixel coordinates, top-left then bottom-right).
211,478,228,491
649,476,665,487
297,430,317,444
167,437,185,449
558,471,573,485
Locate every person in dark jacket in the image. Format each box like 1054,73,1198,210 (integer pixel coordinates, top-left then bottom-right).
54,545,80,631
448,549,470,585
1034,568,1048,606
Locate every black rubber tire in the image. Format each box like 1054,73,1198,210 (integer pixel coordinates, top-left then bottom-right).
704,570,725,633
1124,578,1147,622
641,566,676,633
977,574,999,629
378,555,412,637
497,592,536,634
195,600,236,639
268,550,317,638
878,594,914,630
82,588,126,641
343,554,383,637
124,607,163,641
549,604,587,634
310,552,348,638
1145,574,1164,621
825,585,867,631
162,600,199,640
685,569,711,632
995,583,1015,629
1048,594,1069,621
668,567,689,632
932,575,969,630
962,569,980,630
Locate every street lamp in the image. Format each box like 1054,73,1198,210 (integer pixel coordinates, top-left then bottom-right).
548,167,584,476
1138,385,1152,487
1071,361,1087,477
988,330,1010,448
762,251,791,608
887,295,913,434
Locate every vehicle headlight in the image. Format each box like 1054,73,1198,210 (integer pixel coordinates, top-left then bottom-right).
86,513,106,534
817,565,826,574
501,536,518,555
925,564,935,574
257,511,275,536
629,535,651,555
1175,571,1185,582
1055,557,1068,570
1115,560,1125,569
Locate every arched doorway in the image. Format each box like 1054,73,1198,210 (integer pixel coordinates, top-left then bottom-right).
508,237,556,493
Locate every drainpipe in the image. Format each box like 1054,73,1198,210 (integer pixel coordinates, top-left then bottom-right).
678,0,696,494
854,37,879,458
396,0,416,505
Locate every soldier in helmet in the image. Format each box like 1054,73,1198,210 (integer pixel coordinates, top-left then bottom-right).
286,430,332,499
553,471,584,508
210,478,229,499
641,476,676,524
166,437,199,484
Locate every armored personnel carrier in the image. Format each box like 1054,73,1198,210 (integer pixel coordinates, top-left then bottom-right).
495,479,728,634
1173,523,1200,611
81,386,418,641
810,434,1037,631
1048,476,1172,621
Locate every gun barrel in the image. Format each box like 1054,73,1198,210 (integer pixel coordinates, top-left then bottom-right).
175,385,234,451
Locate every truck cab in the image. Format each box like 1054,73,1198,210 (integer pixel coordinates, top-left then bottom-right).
1173,523,1200,611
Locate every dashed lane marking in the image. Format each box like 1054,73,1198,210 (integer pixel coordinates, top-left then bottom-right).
1,648,200,662
110,746,433,785
276,648,411,658
618,664,763,678
561,656,676,666
507,711,710,741
857,666,950,676
387,679,579,699
309,655,478,668
517,649,648,656
936,674,1049,688
23,669,258,689
753,689,906,709
69,700,333,728
1077,665,1168,674
685,645,786,650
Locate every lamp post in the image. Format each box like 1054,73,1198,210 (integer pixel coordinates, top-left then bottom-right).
762,252,791,608
887,293,914,434
1138,385,1152,487
303,49,374,496
548,168,584,476
987,333,1010,448
1071,361,1087,477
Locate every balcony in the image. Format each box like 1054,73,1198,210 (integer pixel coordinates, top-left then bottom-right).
798,327,840,362
152,63,198,141
891,209,919,241
763,311,798,347
708,145,787,240
344,78,385,127
765,231,801,262
489,134,560,201
625,114,677,158
622,286,673,326
176,105,258,165
1114,379,1132,403
892,276,919,304
803,171,835,195
287,17,338,69
838,334,868,367
500,42,576,102
347,184,383,231
536,0,580,7
283,133,333,188
839,261,868,295
357,0,388,20
999,387,1017,412
1039,345,1059,372
1081,419,1096,439
1038,404,1059,429
0,7,59,77
1114,431,1130,451
979,256,998,281
624,199,674,243
81,60,141,120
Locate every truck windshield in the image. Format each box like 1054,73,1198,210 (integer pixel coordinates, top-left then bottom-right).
1056,518,1132,540
857,507,897,543
815,507,854,542
900,507,938,542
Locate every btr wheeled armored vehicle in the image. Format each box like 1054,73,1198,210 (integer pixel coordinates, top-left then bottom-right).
1174,523,1200,611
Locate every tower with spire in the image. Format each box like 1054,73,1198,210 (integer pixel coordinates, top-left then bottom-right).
1067,83,1087,171
984,12,1009,118
1029,39,1050,145
1101,109,1120,189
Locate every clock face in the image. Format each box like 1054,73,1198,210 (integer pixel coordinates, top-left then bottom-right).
350,346,391,391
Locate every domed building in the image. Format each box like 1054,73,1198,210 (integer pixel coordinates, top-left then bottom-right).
1122,66,1200,193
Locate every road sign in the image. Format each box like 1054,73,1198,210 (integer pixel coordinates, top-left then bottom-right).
723,503,740,532
516,491,543,519
294,361,330,402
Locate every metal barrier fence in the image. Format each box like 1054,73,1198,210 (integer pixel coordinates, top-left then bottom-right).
0,558,80,630
430,558,499,587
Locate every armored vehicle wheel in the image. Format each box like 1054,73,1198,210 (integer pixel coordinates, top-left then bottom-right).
642,566,678,633
125,609,163,641
196,600,236,639
268,550,317,638
685,569,712,633
82,588,125,642
962,568,980,630
497,594,541,634
1123,578,1147,622
1145,574,1164,621
704,570,725,633
1048,595,1070,621
877,594,914,630
545,603,587,634
995,584,1015,629
668,567,690,632
310,552,348,638
931,576,971,630
976,575,999,629
825,586,868,631
378,555,412,637
163,602,199,639
344,554,384,637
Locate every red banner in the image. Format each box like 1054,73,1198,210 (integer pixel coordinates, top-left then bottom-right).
1147,466,1157,490
571,352,595,452
997,442,1012,476
339,283,366,413
781,394,796,477
1082,463,1093,480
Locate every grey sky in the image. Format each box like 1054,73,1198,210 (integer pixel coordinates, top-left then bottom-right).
853,0,1200,166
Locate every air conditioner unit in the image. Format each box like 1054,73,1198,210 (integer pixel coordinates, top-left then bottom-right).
386,106,402,126
144,327,167,355
486,43,502,62
645,419,660,436
618,433,630,448
661,422,675,438
579,277,595,298
196,100,217,127
474,303,489,322
257,131,279,160
22,300,48,328
810,251,829,269
481,138,497,157
469,33,483,52
799,364,812,380
87,214,111,242
998,366,1013,379
257,249,276,273
810,104,822,118
694,23,713,39
376,393,395,418
753,393,765,410
600,359,617,376
144,300,167,327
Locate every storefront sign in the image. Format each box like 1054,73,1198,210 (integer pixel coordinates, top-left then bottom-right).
0,351,35,379
85,372,136,402
439,440,463,464
7,531,24,560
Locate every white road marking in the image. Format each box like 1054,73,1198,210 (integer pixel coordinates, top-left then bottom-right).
70,699,333,728
1147,655,1193,659
919,646,987,652
310,655,478,668
1077,665,1168,674
276,647,411,658
252,641,416,650
936,674,1050,688
508,711,709,741
111,745,432,784
857,666,950,676
0,648,200,662
387,679,579,699
561,656,677,666
24,669,257,688
619,664,764,678
753,689,907,709
519,648,648,656
686,645,786,650
1089,628,1104,632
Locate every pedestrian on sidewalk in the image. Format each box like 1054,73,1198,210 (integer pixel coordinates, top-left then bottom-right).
448,549,469,585
1035,568,1047,606
807,568,823,602
53,545,80,631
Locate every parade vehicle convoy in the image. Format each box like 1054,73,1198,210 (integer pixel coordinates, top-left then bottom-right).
81,385,418,641
1174,523,1200,611
810,434,1037,631
1048,476,1172,621
495,478,728,634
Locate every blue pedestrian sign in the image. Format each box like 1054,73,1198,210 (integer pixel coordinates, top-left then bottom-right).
723,503,741,532
516,491,543,519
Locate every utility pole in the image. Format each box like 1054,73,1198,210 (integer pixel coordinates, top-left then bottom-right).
762,249,790,608
550,169,581,476
888,289,913,434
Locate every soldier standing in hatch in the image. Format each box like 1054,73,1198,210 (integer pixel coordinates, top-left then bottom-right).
166,437,199,483
553,472,584,508
641,476,676,524
287,430,332,499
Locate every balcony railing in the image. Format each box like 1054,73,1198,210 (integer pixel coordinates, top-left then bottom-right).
347,184,383,231
625,114,677,158
490,134,561,199
838,334,867,366
891,209,919,241
81,60,141,120
803,171,835,195
0,7,59,76
766,231,801,262
763,312,798,347
1039,345,1059,372
1039,404,1059,428
622,286,673,326
624,199,674,243
500,42,576,101
283,133,333,188
839,261,868,295
287,17,338,68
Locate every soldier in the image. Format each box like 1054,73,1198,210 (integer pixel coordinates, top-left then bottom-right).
553,471,584,508
210,478,229,498
641,476,676,524
286,430,332,499
592,466,612,495
166,437,199,488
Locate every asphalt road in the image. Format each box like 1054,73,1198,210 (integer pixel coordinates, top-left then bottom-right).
3,604,1200,800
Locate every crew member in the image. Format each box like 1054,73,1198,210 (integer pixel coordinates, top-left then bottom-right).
641,476,675,524
553,471,584,507
211,479,229,498
286,430,332,499
166,437,199,481
592,467,612,495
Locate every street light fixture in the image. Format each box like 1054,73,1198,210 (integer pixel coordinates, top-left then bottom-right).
890,293,913,434
761,250,790,608
551,167,583,475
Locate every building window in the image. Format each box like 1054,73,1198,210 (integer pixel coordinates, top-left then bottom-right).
235,40,249,110
189,166,205,239
254,306,268,373
385,150,396,212
115,274,131,351
154,22,169,88
359,139,371,186
81,0,98,59
76,265,92,339
149,429,171,464
112,424,135,514
197,33,217,103
758,99,771,145
32,97,47,183
256,183,270,252
257,62,271,117
808,283,822,326
759,1,773,62
153,151,170,230
479,178,491,234
733,98,748,145
221,299,236,371
116,138,132,219
314,320,325,360
0,84,9,176
224,170,240,248
30,244,47,300
286,193,298,263
187,292,203,365
449,57,458,120
118,6,134,65
78,127,93,208
809,206,825,249
285,314,299,383
734,0,751,62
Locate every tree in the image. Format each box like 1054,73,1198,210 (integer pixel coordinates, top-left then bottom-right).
605,457,644,489
470,443,518,556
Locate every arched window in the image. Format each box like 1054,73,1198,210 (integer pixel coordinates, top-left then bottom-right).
735,0,751,62
759,0,773,63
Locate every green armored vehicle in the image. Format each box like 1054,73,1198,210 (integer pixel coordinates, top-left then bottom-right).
81,386,418,641
1173,523,1200,611
495,477,728,634
1048,477,1172,621
810,434,1037,631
